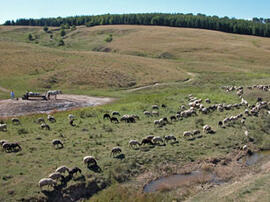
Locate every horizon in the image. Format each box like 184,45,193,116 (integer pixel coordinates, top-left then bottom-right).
1,0,270,24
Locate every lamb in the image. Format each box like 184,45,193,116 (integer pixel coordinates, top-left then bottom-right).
69,167,82,177
0,124,7,132
12,118,20,125
52,139,64,149
48,172,64,182
39,178,57,190
83,156,97,166
55,166,70,174
152,136,164,145
129,140,140,148
110,147,122,157
40,123,50,130
47,115,56,123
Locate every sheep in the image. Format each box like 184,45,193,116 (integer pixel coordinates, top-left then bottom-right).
242,145,247,150
183,131,192,137
112,111,120,116
47,115,56,123
69,167,82,177
161,104,167,108
2,142,21,152
146,135,154,140
203,125,214,134
193,130,201,135
152,111,159,116
205,98,211,103
69,119,76,127
52,139,64,149
0,139,7,146
68,114,75,120
111,147,122,157
83,156,97,166
37,118,45,124
0,124,7,132
40,123,50,130
48,172,64,182
144,111,152,117
12,118,20,125
218,121,223,127
152,136,164,145
110,117,119,124
103,113,111,120
129,140,140,148
141,138,154,145
164,135,176,142
244,130,249,137
55,166,70,174
170,115,177,122
39,178,57,190
152,105,159,110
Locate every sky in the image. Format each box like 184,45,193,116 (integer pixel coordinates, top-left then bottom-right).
0,0,270,24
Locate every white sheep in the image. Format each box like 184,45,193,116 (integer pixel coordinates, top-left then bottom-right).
47,115,56,123
39,178,57,189
244,130,249,137
152,136,163,144
68,114,75,120
11,118,20,125
183,131,192,137
48,172,64,182
129,140,140,148
52,139,64,148
55,165,70,174
144,111,152,117
0,124,7,131
83,156,97,166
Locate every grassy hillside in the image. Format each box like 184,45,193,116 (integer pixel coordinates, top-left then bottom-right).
0,25,270,201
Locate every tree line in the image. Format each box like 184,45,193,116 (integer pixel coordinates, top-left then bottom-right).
4,13,270,37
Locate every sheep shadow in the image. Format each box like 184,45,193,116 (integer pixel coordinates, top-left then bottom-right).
5,148,22,153
169,141,179,145
54,146,64,150
87,164,102,173
114,153,125,160
73,175,86,182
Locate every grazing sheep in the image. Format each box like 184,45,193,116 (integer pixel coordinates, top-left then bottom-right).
203,125,214,134
193,130,201,135
68,114,75,120
0,139,7,146
69,119,76,127
183,131,192,137
55,166,70,174
37,118,45,124
121,115,136,123
144,111,152,117
146,135,154,140
12,118,20,125
161,104,167,108
2,142,21,152
164,135,176,142
40,123,50,130
48,172,64,182
242,145,247,150
39,178,57,190
0,124,7,132
47,115,56,123
152,136,164,145
218,121,223,127
52,139,64,149
129,140,140,148
170,115,177,122
205,98,211,103
83,156,97,166
110,117,119,124
244,130,249,137
141,138,154,145
69,167,82,177
152,105,159,110
110,147,122,157
112,111,120,116
152,111,159,116
103,113,110,120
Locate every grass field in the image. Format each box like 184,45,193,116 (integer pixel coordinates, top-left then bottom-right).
0,25,270,201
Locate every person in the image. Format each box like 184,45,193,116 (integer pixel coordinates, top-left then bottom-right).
10,90,15,99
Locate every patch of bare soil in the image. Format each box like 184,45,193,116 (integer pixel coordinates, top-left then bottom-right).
0,94,115,117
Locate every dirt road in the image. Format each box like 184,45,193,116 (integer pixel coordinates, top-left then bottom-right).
0,94,114,117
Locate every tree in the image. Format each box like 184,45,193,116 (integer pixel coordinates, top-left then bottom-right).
43,25,48,32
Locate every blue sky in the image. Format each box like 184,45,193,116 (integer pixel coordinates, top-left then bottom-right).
1,0,269,24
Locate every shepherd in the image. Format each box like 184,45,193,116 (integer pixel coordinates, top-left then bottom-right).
10,90,15,100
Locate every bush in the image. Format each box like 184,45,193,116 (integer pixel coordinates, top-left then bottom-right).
28,33,33,41
58,39,65,46
43,25,48,32
105,34,113,43
60,29,66,37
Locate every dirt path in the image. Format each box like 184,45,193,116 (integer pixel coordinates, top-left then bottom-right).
126,72,196,92
0,94,115,117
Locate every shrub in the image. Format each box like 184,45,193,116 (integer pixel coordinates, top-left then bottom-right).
105,34,113,42
58,39,65,46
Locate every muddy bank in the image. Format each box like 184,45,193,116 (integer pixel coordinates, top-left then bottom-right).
0,94,115,117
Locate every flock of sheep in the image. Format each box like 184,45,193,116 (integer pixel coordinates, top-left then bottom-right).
1,84,270,191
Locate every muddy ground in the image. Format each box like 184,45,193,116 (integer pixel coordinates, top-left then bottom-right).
0,94,114,117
